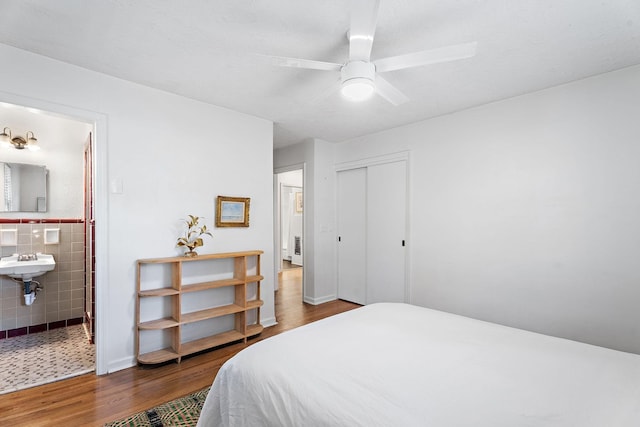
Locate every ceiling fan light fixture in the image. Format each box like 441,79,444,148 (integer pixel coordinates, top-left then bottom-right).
340,60,376,102
268,1,477,107
341,77,375,101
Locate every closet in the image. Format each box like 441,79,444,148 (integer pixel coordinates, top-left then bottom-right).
337,157,407,305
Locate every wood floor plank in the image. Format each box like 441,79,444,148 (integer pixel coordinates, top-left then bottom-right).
0,268,360,426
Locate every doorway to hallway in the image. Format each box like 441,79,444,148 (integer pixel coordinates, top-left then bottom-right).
274,168,304,299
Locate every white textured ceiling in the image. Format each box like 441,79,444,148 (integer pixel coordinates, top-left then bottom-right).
1,0,639,148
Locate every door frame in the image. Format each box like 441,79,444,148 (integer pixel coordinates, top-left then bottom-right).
274,163,305,296
281,184,303,267
0,90,109,375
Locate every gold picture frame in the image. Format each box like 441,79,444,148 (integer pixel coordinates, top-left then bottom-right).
216,196,250,227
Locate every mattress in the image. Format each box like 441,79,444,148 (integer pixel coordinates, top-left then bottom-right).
197,303,640,426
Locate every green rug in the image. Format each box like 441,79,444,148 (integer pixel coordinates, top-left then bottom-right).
104,386,211,427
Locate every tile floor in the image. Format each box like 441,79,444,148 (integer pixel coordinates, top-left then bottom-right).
0,324,95,395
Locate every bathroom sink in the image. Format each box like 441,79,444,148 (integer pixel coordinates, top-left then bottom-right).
0,253,56,280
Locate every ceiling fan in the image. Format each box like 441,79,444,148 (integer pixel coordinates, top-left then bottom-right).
268,0,477,105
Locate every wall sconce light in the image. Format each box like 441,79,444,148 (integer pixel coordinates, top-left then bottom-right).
0,127,40,151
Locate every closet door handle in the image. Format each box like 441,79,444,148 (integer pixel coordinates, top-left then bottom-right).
402,240,405,247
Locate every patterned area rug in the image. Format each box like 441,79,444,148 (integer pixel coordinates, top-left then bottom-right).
104,386,211,427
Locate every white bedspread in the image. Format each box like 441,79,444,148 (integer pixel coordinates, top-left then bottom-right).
197,303,640,426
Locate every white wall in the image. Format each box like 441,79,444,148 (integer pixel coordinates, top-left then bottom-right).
274,139,336,304
0,43,275,372
334,65,640,354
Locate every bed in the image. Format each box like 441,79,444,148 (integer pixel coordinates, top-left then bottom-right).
197,303,640,426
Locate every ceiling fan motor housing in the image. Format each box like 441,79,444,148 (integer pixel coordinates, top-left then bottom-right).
341,61,375,85
340,61,376,101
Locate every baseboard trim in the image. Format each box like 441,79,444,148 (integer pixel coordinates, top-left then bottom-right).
261,316,277,328
303,294,336,305
107,356,136,374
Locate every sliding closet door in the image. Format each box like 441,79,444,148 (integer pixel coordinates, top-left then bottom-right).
367,160,407,303
337,168,367,304
337,160,407,305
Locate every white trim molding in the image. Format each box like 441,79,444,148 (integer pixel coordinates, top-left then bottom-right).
335,150,409,172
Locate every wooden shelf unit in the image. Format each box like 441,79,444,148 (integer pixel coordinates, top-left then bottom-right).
136,250,264,365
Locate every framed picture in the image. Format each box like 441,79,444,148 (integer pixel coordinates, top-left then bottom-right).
216,196,250,227
295,192,303,213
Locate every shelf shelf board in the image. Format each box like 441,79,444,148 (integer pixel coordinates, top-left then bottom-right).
181,278,244,293
138,250,264,265
246,299,264,310
139,288,179,297
180,330,245,356
139,317,179,330
138,347,180,364
246,323,264,337
181,304,245,324
245,275,264,283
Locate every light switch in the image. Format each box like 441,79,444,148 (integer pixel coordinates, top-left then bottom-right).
110,178,123,194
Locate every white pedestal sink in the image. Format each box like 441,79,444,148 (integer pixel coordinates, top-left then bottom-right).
0,253,56,281
0,253,55,306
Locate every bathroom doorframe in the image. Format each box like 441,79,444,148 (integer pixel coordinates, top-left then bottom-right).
0,91,109,375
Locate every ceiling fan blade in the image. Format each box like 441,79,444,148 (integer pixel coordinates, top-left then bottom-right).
269,55,343,72
349,0,380,62
374,41,478,73
375,75,409,106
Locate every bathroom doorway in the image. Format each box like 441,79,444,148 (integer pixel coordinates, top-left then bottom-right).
0,100,98,391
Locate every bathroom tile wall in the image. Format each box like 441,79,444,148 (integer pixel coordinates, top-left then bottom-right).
0,220,85,336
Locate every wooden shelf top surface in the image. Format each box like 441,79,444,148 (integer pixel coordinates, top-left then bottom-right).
138,250,263,265
181,304,245,324
246,299,264,309
137,347,180,364
138,317,179,330
246,323,264,337
181,278,244,292
180,330,245,356
139,288,179,297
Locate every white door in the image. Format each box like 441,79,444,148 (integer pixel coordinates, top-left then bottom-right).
337,168,367,304
366,160,407,303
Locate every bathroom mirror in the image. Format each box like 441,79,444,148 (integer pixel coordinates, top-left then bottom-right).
0,162,48,212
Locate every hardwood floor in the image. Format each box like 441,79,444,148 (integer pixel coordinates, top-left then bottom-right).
0,268,360,426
